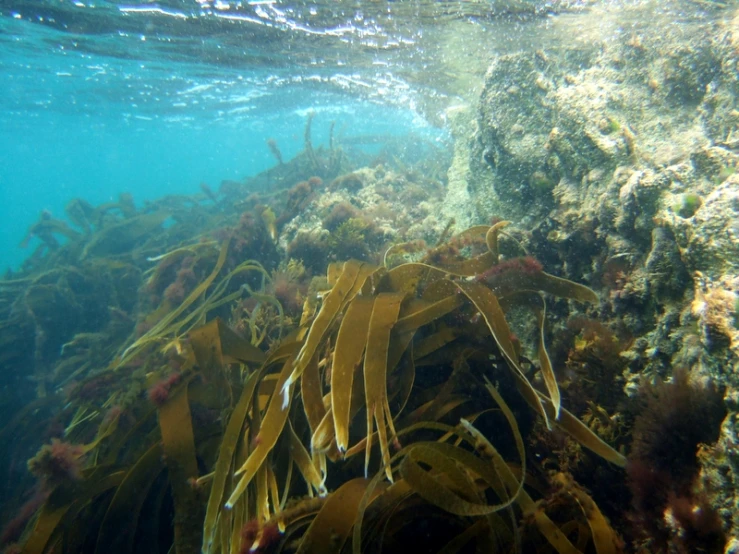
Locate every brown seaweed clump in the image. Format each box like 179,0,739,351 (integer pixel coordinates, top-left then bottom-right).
627,370,727,553
321,201,359,231
0,222,634,554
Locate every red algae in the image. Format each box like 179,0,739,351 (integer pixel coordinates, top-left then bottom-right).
163,280,186,302
475,256,543,283
148,384,170,406
147,372,182,406
27,439,85,488
0,491,48,546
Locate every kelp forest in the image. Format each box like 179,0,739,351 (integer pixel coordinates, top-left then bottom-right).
0,118,727,554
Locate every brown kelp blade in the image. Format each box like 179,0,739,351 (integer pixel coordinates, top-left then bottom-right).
452,280,551,428
485,220,510,263
375,262,443,295
493,270,599,306
94,443,165,554
23,469,125,554
81,211,170,258
546,397,626,467
505,370,625,466
535,295,560,422
283,261,372,407
295,478,371,554
202,368,263,553
393,294,461,334
455,419,583,554
227,353,297,508
287,420,327,497
529,271,599,304
553,473,623,554
364,292,405,481
399,444,510,517
158,383,202,553
332,296,374,454
300,351,326,439
189,317,266,368
119,238,230,366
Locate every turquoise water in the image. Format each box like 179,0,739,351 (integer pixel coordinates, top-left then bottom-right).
0,2,445,270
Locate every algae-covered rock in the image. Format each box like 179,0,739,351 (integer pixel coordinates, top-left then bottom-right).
440,105,495,230
680,176,739,279
477,53,559,205
460,6,739,543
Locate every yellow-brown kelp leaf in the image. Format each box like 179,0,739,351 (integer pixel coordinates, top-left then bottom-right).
527,504,583,554
452,280,552,428
202,368,263,553
352,421,488,554
452,281,518,367
311,408,337,455
94,443,165,554
300,352,326,443
295,478,371,554
189,317,266,373
22,469,125,554
375,262,442,295
485,220,510,263
552,473,623,554
413,326,461,362
20,214,82,249
455,416,582,554
326,261,343,286
460,379,527,505
158,382,202,553
283,261,372,407
428,225,495,276
544,397,626,467
499,359,624,467
364,292,405,481
399,447,482,514
393,294,462,335
287,420,327,497
227,353,297,508
532,271,599,304
495,354,625,467
399,442,517,516
536,296,560,421
255,463,270,525
331,296,374,454
120,238,230,366
490,269,598,306
228,489,247,553
145,244,204,292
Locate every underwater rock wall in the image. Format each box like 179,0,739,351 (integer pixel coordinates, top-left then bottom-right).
458,4,739,542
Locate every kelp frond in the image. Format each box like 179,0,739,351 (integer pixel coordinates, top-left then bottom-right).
205,222,621,553
15,223,625,554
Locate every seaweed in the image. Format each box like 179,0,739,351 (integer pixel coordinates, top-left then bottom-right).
81,212,171,259
203,223,622,554
3,193,637,554
626,370,726,553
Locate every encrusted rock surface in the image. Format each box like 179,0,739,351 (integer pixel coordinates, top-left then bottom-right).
448,3,739,544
